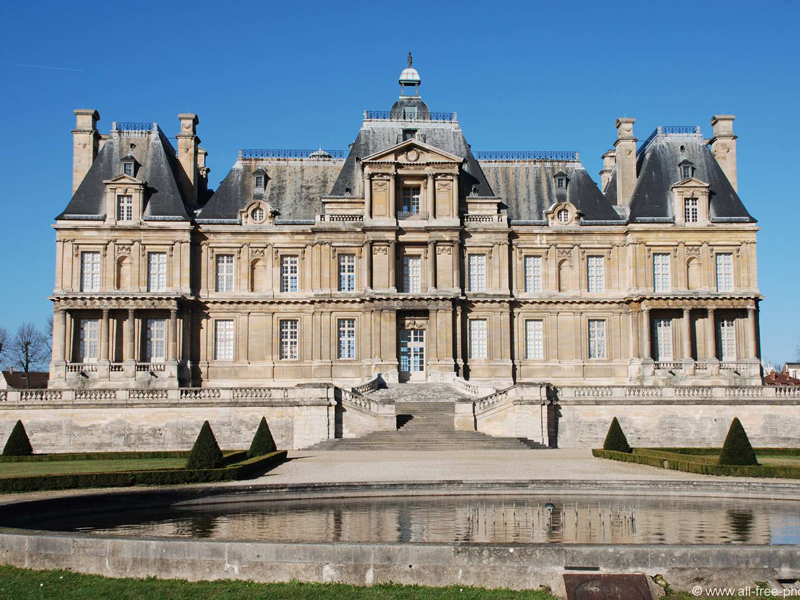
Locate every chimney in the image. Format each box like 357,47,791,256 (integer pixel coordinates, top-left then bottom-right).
709,115,737,192
614,118,637,206
72,109,100,194
177,113,200,204
599,149,616,192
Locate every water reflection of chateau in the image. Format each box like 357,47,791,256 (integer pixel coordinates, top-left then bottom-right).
81,497,781,545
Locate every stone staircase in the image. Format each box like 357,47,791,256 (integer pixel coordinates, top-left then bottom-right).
309,383,544,451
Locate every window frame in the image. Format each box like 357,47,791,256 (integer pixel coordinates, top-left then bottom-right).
80,251,101,292
116,195,133,221
215,254,235,293
78,318,99,363
468,254,487,293
717,317,737,362
214,319,235,362
402,254,422,293
587,255,605,293
524,255,543,293
715,252,734,292
684,197,699,224
588,319,607,360
147,252,167,293
653,253,671,292
401,186,421,215
338,254,356,292
279,319,299,360
525,319,544,360
280,255,299,293
469,319,488,359
337,318,356,360
653,317,673,361
144,318,166,363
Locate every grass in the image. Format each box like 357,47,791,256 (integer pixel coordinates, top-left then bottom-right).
753,454,800,467
0,565,558,600
0,458,187,478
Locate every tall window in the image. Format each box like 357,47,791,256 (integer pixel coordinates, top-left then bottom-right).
338,319,356,359
78,319,99,363
653,253,671,292
280,256,299,292
338,254,356,292
524,256,543,293
717,318,736,362
468,254,486,292
147,252,167,292
588,319,606,359
684,198,699,223
401,187,421,215
469,319,488,359
122,161,134,176
525,320,544,359
215,254,234,292
280,320,299,360
116,195,132,221
653,318,673,361
716,253,733,292
214,320,234,361
144,319,166,363
587,256,605,293
402,255,421,293
80,251,101,292
681,165,692,179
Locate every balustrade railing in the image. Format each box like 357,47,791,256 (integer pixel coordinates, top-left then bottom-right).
364,110,456,122
180,388,222,400
473,150,578,161
654,361,683,371
240,148,347,159
474,389,511,413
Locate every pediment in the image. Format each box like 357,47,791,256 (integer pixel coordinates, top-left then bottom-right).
104,174,143,186
671,176,709,189
362,139,463,165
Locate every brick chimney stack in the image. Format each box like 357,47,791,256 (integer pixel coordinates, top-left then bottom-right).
599,149,616,192
72,109,100,194
709,115,737,192
177,113,200,204
614,118,637,207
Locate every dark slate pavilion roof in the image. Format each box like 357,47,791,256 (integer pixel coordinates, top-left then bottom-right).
58,124,190,221
604,128,755,223
197,155,344,223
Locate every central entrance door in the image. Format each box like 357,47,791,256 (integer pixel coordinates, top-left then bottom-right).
399,328,426,382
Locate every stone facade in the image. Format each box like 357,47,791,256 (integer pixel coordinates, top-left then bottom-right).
48,61,762,392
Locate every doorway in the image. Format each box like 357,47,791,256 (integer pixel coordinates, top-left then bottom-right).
399,328,426,382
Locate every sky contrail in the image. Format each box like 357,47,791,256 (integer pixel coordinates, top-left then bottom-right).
0,61,83,72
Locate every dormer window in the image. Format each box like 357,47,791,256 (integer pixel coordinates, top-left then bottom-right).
679,160,694,180
117,195,132,221
251,207,265,223
255,175,264,188
403,129,416,141
253,168,267,193
121,154,136,177
557,209,570,224
554,171,568,190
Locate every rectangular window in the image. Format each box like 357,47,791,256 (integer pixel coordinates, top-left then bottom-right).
215,254,234,292
717,318,737,362
80,251,101,292
338,254,356,292
684,198,699,223
214,320,234,361
653,253,671,292
469,319,487,359
78,319,99,363
280,255,299,292
716,253,733,292
116,195,132,221
588,319,606,359
147,252,167,292
280,320,299,360
524,256,543,293
525,320,544,360
468,254,486,292
123,162,134,176
338,318,356,360
587,256,605,293
144,319,166,362
402,255,421,293
682,165,692,179
401,187,421,215
255,175,264,188
653,318,673,361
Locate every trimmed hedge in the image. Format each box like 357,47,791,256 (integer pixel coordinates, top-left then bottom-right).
0,450,244,463
602,417,632,453
248,417,277,458
647,447,800,457
593,448,800,479
186,421,223,469
2,421,33,456
0,450,287,494
719,417,758,466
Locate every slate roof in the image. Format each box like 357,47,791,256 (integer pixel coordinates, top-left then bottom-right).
58,126,190,221
197,157,344,223
480,160,622,223
604,130,755,223
1,371,49,389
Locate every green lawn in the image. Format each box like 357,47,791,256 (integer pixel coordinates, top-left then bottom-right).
755,454,800,467
0,458,187,478
0,565,558,600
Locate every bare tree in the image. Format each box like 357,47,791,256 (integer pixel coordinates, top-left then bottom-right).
44,315,53,363
9,323,49,387
0,326,8,367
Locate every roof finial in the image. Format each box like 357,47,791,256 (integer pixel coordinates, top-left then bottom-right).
408,52,413,68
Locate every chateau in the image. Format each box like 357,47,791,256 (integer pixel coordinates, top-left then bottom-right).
48,58,761,391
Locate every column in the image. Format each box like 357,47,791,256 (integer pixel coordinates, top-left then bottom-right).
126,309,135,361
427,241,436,291
451,175,459,219
682,308,692,359
388,241,396,291
747,306,757,358
706,308,717,359
168,309,178,362
453,244,461,291
53,308,66,362
364,241,372,290
641,307,651,359
364,173,372,219
427,172,435,219
388,173,396,218
455,305,463,372
100,309,110,361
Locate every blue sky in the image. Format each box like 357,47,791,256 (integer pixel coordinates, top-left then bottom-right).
0,0,797,363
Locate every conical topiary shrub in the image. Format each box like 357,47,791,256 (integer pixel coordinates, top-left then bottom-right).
719,417,758,466
186,421,223,470
602,417,632,453
248,417,277,458
2,420,33,456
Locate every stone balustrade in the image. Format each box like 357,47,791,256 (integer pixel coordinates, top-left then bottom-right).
555,385,800,403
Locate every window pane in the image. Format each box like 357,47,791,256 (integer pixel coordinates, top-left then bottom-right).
402,256,421,293
280,320,299,360
587,256,605,293
338,319,356,359
78,319,99,362
653,253,671,292
145,319,166,362
468,255,486,292
215,254,234,292
469,319,487,359
339,254,356,292
524,256,542,293
717,318,737,361
117,195,132,221
214,320,234,361
80,252,101,292
147,252,167,292
525,320,543,359
716,253,733,292
401,187,421,215
588,319,606,359
281,256,299,292
684,198,699,223
653,318,673,361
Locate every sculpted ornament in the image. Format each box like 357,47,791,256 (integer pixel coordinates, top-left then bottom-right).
405,148,420,162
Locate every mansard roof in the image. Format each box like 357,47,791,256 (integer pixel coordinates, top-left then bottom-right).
605,129,755,223
197,153,343,223
58,124,190,221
